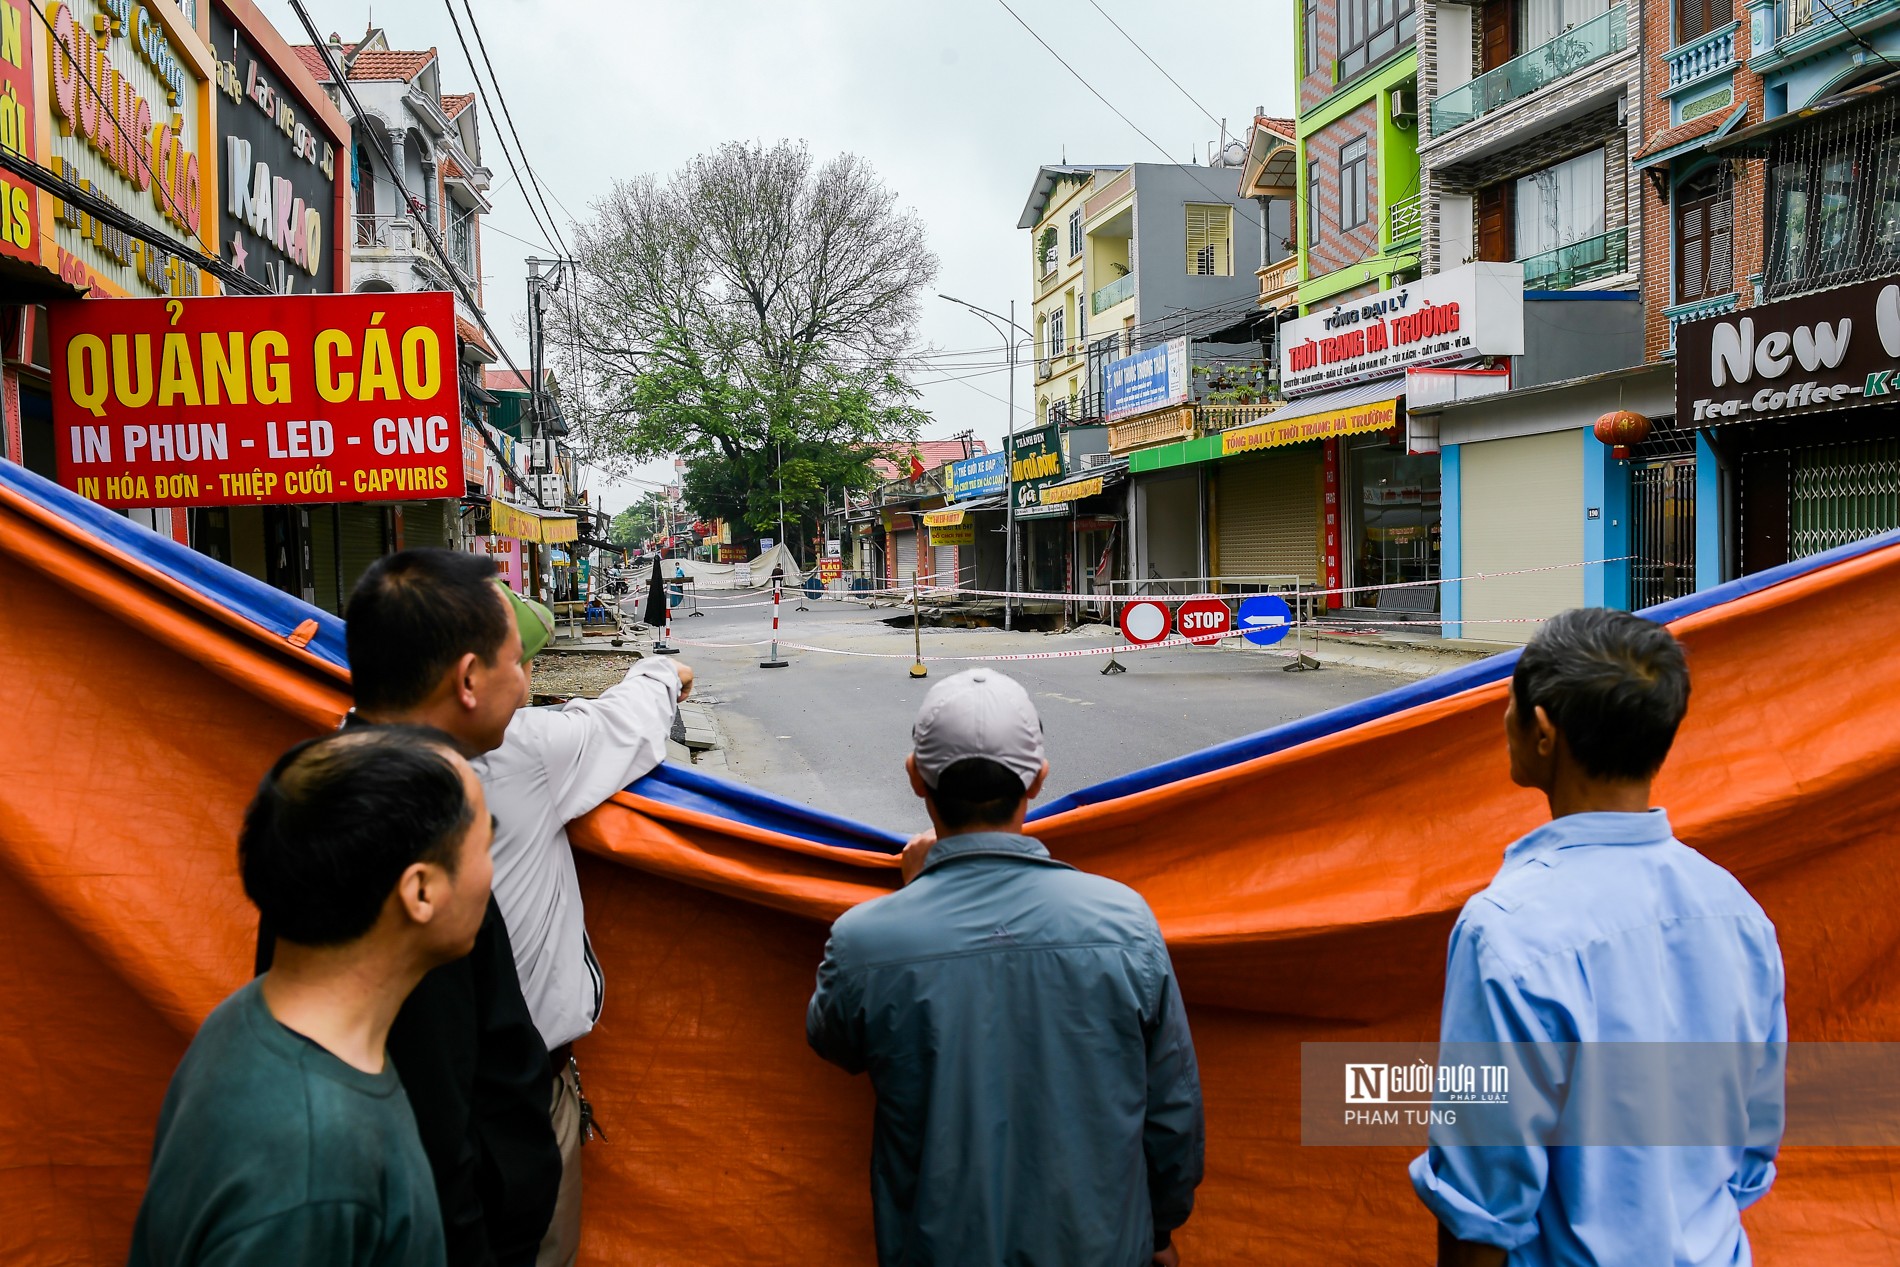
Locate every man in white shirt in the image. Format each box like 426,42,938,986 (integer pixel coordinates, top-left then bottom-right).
479,584,689,1267
352,549,690,1267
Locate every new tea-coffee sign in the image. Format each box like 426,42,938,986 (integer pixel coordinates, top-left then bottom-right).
1676,276,1900,425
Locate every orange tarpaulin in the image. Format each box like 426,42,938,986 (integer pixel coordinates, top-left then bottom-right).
2,465,1898,1263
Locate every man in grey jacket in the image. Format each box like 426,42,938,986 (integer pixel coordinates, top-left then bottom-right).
807,669,1205,1266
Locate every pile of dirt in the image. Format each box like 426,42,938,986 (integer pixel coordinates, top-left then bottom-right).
530,651,642,701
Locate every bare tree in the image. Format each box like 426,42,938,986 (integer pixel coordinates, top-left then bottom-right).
546,141,937,546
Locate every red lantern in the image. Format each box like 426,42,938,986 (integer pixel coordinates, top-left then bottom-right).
1593,409,1651,459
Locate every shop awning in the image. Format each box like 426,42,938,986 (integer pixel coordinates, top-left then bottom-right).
922,508,968,527
1710,66,1900,156
1219,376,1403,456
1038,462,1128,506
490,499,579,545
943,493,1005,513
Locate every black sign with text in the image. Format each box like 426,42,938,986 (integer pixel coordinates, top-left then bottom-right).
1676,275,1900,427
210,6,341,293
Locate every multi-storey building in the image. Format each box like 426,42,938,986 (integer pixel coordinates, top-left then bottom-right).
1015,159,1266,596
1296,0,1422,312
1401,0,1658,639
293,26,502,606
1663,0,1900,583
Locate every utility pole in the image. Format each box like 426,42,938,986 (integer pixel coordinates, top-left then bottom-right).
940,294,1031,630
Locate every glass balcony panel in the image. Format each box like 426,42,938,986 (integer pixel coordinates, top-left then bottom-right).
1518,226,1628,290
1431,4,1627,135
1091,272,1135,314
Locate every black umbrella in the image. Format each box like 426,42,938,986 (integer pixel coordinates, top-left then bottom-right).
641,554,667,628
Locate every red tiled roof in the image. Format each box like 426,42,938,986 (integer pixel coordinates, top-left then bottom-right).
1253,115,1297,140
485,368,530,392
291,44,336,82
346,48,437,82
289,43,435,84
870,438,990,480
1634,104,1748,162
457,316,497,363
440,154,465,181
441,92,474,119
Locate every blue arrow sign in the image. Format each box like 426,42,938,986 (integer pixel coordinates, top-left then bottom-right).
1236,594,1293,647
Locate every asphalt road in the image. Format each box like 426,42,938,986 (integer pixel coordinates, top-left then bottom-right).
657,590,1410,836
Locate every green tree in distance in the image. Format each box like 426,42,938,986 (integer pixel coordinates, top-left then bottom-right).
548,140,937,562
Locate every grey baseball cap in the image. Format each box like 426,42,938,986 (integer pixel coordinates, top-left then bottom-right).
911,668,1046,790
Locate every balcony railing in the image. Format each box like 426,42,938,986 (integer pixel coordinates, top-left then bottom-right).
1665,22,1738,91
1519,226,1628,290
1107,406,1195,455
354,213,419,251
1091,272,1135,314
1257,256,1298,305
1431,4,1628,136
1665,292,1740,351
1387,192,1425,246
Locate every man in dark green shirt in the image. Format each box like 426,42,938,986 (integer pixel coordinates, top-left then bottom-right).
130,725,497,1267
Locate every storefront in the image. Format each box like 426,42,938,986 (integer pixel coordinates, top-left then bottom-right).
1036,465,1127,612
1678,275,1900,576
1009,423,1070,594
487,498,578,600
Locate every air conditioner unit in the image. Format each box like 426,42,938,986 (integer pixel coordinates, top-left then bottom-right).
1037,358,1053,379
1390,88,1417,123
1080,452,1114,471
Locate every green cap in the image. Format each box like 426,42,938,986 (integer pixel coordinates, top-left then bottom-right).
496,581,556,661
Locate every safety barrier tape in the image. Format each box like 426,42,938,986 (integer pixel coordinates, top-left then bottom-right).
843,555,1636,607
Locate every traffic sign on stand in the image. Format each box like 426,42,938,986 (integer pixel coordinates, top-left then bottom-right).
1237,594,1293,646
1119,600,1172,645
1174,598,1232,644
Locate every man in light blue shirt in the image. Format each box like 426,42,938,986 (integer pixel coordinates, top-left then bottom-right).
1411,608,1785,1267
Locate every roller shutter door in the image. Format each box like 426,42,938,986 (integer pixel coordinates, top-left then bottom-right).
1460,430,1584,644
401,500,452,551
893,530,919,585
932,543,958,588
309,505,341,614
1215,445,1322,584
338,504,389,604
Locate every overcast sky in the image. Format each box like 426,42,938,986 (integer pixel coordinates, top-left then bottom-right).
270,0,1297,515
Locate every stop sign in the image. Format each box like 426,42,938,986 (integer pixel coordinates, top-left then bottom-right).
1118,600,1172,645
1174,598,1232,643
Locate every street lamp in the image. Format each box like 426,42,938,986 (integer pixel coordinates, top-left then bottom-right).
939,293,1035,630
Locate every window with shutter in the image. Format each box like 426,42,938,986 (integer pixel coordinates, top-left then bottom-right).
1675,166,1732,302
1069,208,1083,258
1675,0,1731,45
1185,204,1233,275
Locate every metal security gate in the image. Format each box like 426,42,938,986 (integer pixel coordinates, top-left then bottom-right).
892,530,919,586
1630,458,1696,610
1791,438,1900,559
1214,446,1321,583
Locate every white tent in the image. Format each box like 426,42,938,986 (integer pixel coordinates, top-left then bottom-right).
659,542,806,591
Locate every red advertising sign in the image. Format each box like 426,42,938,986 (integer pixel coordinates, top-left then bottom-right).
1174,598,1232,643
1119,599,1171,645
0,0,38,267
817,559,843,583
51,292,463,508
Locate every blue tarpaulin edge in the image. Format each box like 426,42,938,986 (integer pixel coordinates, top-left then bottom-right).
11,457,1895,854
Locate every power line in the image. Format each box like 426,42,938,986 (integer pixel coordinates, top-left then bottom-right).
1085,0,1224,134
456,0,572,259
288,0,550,505
440,0,559,253
992,0,1265,237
